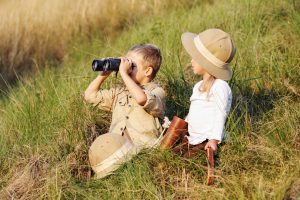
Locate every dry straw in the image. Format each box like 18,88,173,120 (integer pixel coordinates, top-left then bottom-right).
0,0,167,88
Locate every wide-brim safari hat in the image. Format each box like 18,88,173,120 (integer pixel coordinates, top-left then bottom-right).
89,133,137,179
181,28,236,80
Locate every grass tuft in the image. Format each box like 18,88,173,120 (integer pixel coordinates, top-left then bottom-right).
0,0,299,199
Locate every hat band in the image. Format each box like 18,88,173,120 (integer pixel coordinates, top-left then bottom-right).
194,36,228,69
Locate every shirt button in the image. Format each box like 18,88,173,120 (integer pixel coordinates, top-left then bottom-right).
128,105,131,107
119,102,121,104
120,127,123,131
129,95,132,98
126,116,129,119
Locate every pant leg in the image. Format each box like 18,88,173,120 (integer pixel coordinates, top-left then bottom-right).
172,140,189,156
183,141,207,158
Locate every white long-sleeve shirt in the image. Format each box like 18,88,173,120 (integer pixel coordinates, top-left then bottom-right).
186,79,232,145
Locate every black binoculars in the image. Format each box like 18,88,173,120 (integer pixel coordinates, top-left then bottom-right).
92,58,135,72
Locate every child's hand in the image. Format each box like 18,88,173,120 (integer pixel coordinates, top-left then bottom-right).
99,70,112,78
119,57,133,76
204,139,219,152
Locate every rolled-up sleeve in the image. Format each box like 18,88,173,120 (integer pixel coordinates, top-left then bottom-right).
142,87,166,119
84,88,119,112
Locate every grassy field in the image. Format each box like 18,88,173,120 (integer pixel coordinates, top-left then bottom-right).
0,0,185,91
0,0,300,199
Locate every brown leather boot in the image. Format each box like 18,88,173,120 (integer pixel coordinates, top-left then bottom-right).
206,147,215,185
183,142,207,158
160,116,188,149
172,140,189,156
182,142,215,186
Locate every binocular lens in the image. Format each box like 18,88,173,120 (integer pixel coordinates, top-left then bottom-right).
92,58,135,72
92,58,120,72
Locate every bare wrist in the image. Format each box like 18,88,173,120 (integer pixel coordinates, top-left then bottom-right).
120,70,129,78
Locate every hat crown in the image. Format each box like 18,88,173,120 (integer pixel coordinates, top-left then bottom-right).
89,134,129,166
198,29,235,64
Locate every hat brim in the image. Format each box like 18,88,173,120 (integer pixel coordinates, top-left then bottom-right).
181,32,232,80
89,133,138,179
94,145,137,179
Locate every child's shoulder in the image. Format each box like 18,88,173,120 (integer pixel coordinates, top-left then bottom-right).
214,79,230,86
144,81,166,94
193,80,203,89
212,79,231,93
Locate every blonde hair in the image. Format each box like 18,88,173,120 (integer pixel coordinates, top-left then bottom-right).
128,44,162,79
199,74,216,95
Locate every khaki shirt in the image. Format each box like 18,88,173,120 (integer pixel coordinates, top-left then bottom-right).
85,82,166,149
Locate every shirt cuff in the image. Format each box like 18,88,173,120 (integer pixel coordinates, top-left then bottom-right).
207,135,222,144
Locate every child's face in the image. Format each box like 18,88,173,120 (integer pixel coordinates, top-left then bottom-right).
191,59,207,75
126,51,149,84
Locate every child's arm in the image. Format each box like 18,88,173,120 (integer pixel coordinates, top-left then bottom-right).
84,73,110,95
119,57,147,106
84,72,117,111
206,82,232,151
84,72,111,101
141,87,165,119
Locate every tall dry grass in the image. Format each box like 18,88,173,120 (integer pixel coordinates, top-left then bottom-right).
0,0,183,91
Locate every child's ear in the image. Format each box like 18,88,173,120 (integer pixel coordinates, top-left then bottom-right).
145,66,153,77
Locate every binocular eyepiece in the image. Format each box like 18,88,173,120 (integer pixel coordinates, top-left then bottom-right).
92,58,135,72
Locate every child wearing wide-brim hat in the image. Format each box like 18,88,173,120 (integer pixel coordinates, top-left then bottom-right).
181,28,235,152
160,28,236,185
162,28,236,156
